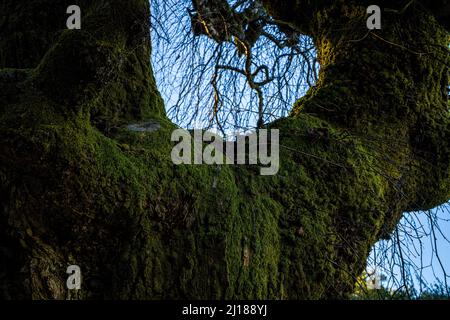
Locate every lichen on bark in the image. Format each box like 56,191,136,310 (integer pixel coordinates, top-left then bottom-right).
0,0,449,299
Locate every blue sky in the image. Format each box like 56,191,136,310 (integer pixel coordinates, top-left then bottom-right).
369,203,450,293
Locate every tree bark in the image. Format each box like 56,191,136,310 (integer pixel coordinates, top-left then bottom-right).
0,0,449,299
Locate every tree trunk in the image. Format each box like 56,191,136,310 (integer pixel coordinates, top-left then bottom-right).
1,0,449,299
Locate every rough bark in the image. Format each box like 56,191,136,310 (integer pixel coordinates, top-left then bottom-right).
0,0,449,299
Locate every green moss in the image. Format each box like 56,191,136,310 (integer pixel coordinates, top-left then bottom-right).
1,0,449,300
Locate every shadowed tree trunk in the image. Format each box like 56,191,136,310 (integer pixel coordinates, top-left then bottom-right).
0,0,449,299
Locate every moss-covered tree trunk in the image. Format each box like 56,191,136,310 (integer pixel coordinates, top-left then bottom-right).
0,0,449,299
